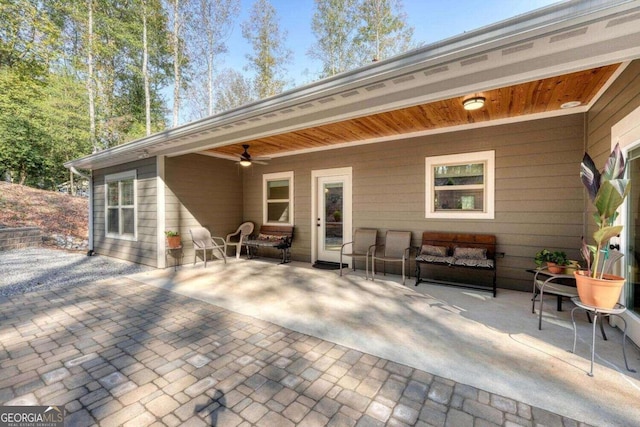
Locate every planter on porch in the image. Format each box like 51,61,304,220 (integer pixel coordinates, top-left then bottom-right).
574,270,625,309
165,231,181,249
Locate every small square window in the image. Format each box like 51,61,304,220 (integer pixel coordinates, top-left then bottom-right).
425,151,495,219
263,172,294,225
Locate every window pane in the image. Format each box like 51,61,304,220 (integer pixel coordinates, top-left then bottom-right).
267,202,289,222
122,208,135,235
267,180,290,199
324,183,343,250
121,179,134,205
626,148,640,316
434,189,484,211
426,151,494,219
434,163,484,186
107,208,119,233
107,182,119,206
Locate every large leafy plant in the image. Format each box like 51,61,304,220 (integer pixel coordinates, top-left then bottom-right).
579,143,630,278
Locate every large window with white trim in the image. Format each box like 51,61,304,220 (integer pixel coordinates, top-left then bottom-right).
425,151,495,219
263,171,294,225
105,170,137,239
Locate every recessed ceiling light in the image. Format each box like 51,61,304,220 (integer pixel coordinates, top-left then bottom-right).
463,97,486,111
561,101,581,109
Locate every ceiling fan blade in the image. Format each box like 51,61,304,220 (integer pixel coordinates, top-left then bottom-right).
237,144,270,165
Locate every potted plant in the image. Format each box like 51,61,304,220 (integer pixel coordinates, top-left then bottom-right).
534,249,552,268
165,230,181,248
534,249,571,274
576,143,630,308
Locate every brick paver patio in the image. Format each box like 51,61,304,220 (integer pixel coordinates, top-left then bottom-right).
0,277,592,426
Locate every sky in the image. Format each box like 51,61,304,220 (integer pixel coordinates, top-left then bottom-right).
218,0,564,87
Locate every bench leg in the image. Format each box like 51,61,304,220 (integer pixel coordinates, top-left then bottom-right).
246,245,257,259
279,247,291,264
415,263,422,286
492,269,497,297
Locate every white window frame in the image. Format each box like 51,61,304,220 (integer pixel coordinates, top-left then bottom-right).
105,170,137,240
263,171,294,225
425,150,495,220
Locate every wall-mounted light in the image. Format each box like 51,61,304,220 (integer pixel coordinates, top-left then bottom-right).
138,150,150,159
239,159,252,167
463,97,486,111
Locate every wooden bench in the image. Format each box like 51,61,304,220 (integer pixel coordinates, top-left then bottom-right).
244,225,294,264
415,232,499,296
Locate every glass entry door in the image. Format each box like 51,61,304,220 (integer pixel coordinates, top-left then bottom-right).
314,169,352,264
625,147,640,317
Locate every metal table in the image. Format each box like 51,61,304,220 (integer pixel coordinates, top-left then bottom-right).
529,268,584,331
166,245,183,271
570,297,636,376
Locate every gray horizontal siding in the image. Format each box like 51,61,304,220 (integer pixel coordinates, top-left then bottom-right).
164,154,243,263
92,157,158,267
242,114,585,291
587,60,640,244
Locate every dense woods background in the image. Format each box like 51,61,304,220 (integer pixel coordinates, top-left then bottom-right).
0,0,415,190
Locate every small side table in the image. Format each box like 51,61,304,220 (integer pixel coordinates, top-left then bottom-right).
570,297,636,376
166,245,183,271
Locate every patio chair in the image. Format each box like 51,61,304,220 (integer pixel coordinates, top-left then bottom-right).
371,231,412,285
532,250,623,330
339,228,377,279
225,221,254,259
189,227,227,267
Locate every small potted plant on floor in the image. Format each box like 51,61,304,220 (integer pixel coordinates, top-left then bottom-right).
576,143,630,308
165,230,181,248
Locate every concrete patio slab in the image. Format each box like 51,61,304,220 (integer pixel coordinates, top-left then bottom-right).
127,258,640,427
2,249,640,426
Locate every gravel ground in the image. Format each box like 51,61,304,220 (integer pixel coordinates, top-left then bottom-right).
0,247,153,297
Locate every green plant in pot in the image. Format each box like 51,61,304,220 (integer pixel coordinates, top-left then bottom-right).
535,249,571,274
577,143,630,308
165,230,181,248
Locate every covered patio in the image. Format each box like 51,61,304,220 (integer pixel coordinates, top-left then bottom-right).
59,4,640,420
128,258,640,427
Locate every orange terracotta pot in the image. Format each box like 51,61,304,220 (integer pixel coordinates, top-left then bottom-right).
547,262,563,274
167,235,181,249
574,270,625,309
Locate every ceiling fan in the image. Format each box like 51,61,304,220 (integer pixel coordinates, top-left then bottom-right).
238,144,269,166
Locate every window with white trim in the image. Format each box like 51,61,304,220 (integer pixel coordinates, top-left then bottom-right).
425,151,495,219
105,170,137,239
263,171,294,225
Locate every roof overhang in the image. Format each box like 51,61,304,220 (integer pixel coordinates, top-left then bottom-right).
65,0,640,170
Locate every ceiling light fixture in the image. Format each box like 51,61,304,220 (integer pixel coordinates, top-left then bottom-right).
239,159,252,167
560,101,581,109
463,97,486,111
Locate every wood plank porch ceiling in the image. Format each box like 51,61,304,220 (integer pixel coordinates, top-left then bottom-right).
206,64,619,160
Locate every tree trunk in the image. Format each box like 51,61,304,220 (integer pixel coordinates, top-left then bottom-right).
172,0,181,127
142,0,151,135
70,170,76,196
86,0,97,152
207,50,214,116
